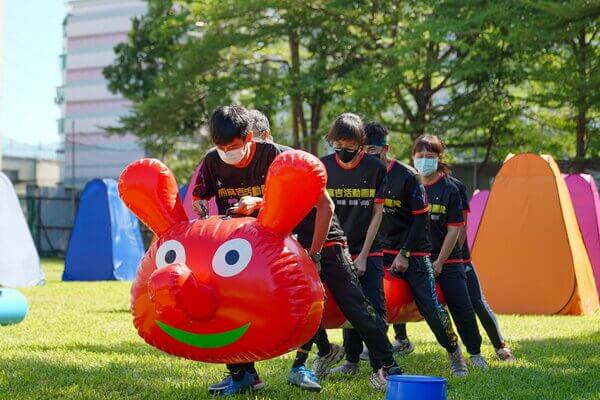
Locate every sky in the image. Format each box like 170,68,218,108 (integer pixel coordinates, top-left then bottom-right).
2,0,65,146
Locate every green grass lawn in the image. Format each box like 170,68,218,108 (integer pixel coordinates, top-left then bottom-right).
1,259,599,400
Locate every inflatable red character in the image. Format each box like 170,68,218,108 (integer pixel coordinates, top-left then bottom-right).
118,151,325,363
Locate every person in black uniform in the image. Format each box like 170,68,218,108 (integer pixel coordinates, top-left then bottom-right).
448,176,516,362
192,106,285,396
319,113,391,379
405,134,489,370
249,108,404,391
363,122,469,377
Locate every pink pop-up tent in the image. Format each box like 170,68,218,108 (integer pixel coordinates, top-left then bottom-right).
467,190,490,250
182,162,218,220
565,174,600,297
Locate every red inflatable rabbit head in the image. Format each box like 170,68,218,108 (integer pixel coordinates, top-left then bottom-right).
119,151,326,363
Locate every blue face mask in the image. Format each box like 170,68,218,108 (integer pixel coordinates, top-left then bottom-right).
414,157,438,176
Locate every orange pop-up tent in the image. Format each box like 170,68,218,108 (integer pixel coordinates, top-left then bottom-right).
472,153,599,315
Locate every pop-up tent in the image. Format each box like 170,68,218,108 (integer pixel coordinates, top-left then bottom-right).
0,173,44,287
472,153,599,315
63,179,144,281
467,190,490,250
565,174,600,298
182,162,218,219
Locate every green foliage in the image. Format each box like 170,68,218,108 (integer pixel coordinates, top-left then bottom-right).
103,0,599,171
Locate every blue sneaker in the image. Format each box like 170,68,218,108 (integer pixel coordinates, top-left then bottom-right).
208,372,265,395
218,371,254,397
288,366,322,392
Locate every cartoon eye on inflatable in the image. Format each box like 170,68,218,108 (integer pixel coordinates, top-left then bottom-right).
212,239,252,277
156,240,186,269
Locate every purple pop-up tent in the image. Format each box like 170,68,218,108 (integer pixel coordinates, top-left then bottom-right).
467,190,490,250
565,174,600,297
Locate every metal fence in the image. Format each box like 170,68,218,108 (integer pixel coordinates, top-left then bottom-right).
19,185,154,256
20,186,79,257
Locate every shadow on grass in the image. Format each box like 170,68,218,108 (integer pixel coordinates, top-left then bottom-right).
2,332,599,400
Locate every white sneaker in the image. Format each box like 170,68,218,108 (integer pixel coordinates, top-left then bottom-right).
496,347,516,363
393,339,415,356
359,345,370,361
327,362,359,376
469,354,489,369
311,343,345,378
368,366,403,391
447,348,468,377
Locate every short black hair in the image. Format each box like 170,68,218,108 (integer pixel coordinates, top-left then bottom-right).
365,122,389,146
208,106,251,146
249,109,270,134
326,113,365,145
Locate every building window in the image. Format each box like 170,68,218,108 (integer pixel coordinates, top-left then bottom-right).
57,118,65,134
62,14,71,38
55,87,65,104
59,54,67,70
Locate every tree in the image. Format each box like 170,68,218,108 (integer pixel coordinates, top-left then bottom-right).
516,1,599,170
104,0,596,171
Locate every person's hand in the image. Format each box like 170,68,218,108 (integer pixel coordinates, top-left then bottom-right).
354,254,368,277
231,196,262,215
432,259,443,277
391,253,409,273
192,200,208,218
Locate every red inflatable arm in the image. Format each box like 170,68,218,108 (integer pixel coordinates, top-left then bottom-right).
119,158,187,236
258,151,327,235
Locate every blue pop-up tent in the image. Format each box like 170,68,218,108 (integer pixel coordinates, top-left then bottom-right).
63,179,144,281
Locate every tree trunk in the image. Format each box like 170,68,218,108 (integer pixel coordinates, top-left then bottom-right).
288,30,302,149
574,27,588,173
575,106,587,173
309,100,322,156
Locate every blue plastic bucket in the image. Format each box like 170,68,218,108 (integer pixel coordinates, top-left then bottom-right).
386,375,447,400
0,288,29,326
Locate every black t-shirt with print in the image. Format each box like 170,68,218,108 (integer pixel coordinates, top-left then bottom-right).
293,210,347,249
192,141,286,214
424,174,465,265
192,141,345,249
322,152,387,255
380,160,432,254
448,176,472,263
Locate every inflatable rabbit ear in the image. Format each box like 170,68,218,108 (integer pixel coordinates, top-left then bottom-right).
118,159,188,236
258,150,327,235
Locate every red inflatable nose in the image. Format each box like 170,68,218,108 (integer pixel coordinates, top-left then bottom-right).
148,264,218,322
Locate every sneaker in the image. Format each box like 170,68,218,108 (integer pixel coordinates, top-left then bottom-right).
359,345,370,361
288,366,322,392
496,346,516,363
469,354,489,369
312,343,345,378
369,366,403,391
327,362,359,376
208,372,264,395
393,339,415,356
447,348,468,377
217,371,253,397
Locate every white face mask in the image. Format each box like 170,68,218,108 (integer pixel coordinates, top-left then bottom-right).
217,142,249,165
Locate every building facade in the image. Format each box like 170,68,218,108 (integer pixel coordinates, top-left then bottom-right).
58,0,147,188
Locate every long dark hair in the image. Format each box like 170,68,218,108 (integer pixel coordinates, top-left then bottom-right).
412,134,451,175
